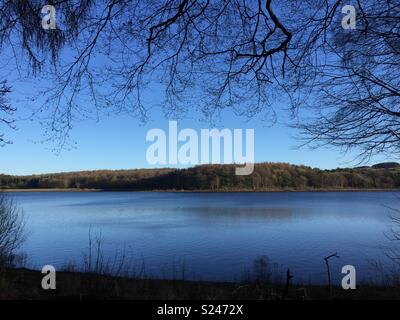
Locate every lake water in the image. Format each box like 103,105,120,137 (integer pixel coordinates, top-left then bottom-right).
8,191,400,284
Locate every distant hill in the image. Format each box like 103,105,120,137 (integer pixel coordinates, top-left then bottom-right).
2,162,400,191
372,162,400,169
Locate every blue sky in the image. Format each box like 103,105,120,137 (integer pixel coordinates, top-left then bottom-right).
0,96,389,175
0,9,390,176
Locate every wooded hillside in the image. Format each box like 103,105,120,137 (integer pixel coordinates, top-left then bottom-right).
2,162,400,191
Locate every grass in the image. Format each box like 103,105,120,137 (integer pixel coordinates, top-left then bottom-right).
1,267,400,300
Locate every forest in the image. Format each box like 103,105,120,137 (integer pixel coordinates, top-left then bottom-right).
1,162,400,191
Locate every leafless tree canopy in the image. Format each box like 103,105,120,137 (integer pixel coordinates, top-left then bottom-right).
0,0,398,158
291,0,400,161
0,82,14,146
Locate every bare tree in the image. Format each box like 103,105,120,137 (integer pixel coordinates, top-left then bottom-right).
0,193,25,267
0,0,398,158
290,0,400,162
0,82,14,146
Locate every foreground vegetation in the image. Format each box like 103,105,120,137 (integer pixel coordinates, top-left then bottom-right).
0,267,399,300
2,162,400,191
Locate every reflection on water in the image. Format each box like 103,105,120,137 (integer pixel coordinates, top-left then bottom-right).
8,191,400,283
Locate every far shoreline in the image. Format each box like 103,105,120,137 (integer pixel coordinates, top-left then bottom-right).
2,188,400,193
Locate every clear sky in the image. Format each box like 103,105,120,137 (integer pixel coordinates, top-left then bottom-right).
0,94,390,176
0,28,390,176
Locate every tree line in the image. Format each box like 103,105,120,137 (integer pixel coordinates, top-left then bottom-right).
1,162,400,191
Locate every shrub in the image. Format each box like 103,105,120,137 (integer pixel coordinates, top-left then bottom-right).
0,193,25,267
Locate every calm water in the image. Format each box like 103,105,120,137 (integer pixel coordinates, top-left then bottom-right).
8,191,400,284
